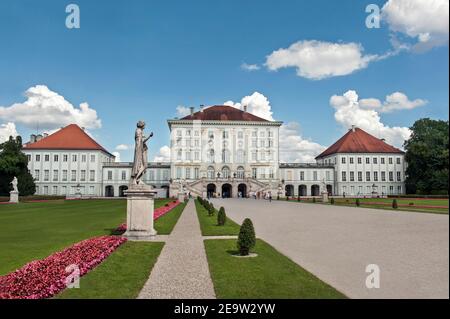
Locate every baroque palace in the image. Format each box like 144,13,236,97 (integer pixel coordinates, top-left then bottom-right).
23,105,406,198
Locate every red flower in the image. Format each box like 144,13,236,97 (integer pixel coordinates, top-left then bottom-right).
0,236,126,299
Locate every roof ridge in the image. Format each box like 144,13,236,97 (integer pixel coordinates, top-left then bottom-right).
315,127,404,159
23,124,113,156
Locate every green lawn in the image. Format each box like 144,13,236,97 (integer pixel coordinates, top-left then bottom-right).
154,201,186,234
204,239,346,299
280,197,449,214
0,198,172,275
56,241,164,299
195,199,240,236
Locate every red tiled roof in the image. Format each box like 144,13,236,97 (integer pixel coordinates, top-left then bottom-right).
316,127,404,159
23,124,113,156
180,105,269,122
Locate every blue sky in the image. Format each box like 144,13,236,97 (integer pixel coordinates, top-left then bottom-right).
0,0,448,162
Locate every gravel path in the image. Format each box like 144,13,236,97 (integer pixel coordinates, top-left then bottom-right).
138,200,216,299
211,198,449,299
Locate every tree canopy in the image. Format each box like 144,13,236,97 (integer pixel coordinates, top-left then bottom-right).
404,118,449,195
0,136,36,196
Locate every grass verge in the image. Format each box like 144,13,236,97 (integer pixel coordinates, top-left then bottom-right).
56,241,164,299
204,239,346,299
195,199,240,236
154,201,186,234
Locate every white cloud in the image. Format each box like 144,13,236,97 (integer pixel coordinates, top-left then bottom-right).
115,144,129,151
265,40,381,80
112,151,121,162
224,92,274,121
225,92,324,162
382,0,449,51
359,91,427,113
279,122,326,163
153,145,171,162
241,63,260,71
176,106,191,118
0,122,18,143
382,92,427,112
0,85,101,130
330,90,412,148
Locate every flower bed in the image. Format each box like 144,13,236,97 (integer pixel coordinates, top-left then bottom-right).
115,200,180,233
0,236,126,299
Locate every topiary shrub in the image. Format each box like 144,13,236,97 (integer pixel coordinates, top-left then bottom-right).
297,196,300,202
392,199,398,209
208,203,215,216
356,198,360,207
277,195,280,200
312,197,316,203
409,202,414,206
286,196,289,201
237,218,256,256
330,197,335,205
217,207,226,226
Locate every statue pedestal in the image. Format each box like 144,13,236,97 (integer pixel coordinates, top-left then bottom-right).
74,192,82,199
178,192,185,202
321,191,329,203
124,185,157,241
9,191,19,203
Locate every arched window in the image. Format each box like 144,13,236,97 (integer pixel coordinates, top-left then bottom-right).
207,166,215,179
222,166,230,179
237,166,245,179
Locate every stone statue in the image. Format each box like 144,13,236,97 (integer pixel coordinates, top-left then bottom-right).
321,178,327,192
131,120,153,185
10,176,18,192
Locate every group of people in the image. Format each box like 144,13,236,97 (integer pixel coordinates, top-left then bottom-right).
247,191,273,202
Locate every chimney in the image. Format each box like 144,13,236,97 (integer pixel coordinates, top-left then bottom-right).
30,134,36,143
43,133,48,138
200,104,205,112
381,138,386,142
190,107,194,115
243,105,247,112
36,134,43,141
351,125,356,132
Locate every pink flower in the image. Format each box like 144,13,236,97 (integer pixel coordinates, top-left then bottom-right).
0,236,126,299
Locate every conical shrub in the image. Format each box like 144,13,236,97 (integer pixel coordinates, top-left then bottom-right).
217,207,226,226
237,218,256,256
356,198,360,207
392,199,398,209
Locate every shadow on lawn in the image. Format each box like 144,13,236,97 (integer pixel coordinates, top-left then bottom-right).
105,228,125,236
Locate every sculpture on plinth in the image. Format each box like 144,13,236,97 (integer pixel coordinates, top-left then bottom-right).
124,120,157,241
131,120,153,186
321,178,329,203
9,176,19,203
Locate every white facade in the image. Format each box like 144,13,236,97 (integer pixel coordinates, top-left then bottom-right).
22,119,406,198
316,153,406,196
167,118,283,197
279,163,335,196
24,149,114,196
102,162,170,197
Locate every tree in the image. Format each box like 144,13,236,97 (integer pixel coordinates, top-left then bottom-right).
0,136,36,196
237,218,256,256
404,118,449,194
